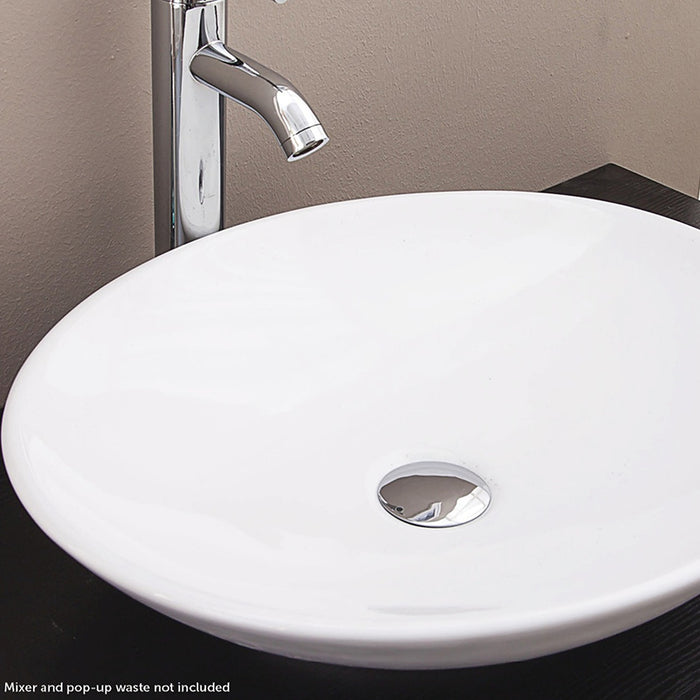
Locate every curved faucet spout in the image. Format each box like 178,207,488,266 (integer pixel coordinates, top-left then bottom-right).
151,0,327,252
190,42,329,161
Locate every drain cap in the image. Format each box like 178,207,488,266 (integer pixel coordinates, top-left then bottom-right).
378,461,491,528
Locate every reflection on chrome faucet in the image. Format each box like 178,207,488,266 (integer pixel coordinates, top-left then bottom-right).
191,43,328,161
151,0,328,254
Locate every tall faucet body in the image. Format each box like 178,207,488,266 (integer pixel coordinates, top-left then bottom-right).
151,0,328,254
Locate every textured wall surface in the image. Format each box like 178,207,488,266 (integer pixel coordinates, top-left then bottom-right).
0,2,154,403
0,0,698,403
606,2,700,195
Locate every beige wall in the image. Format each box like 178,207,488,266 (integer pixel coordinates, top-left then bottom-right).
0,0,698,404
606,3,700,194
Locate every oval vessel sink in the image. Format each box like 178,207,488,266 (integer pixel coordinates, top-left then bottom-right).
3,192,700,669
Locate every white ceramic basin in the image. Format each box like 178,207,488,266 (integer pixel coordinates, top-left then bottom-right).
3,192,700,669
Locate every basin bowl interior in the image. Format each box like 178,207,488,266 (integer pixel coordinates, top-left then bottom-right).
3,191,700,669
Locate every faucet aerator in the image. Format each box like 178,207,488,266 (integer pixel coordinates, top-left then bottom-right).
282,125,329,161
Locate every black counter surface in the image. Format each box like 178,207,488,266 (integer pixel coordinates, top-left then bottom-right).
1,164,698,699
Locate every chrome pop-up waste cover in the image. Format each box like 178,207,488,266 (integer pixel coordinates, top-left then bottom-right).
378,462,491,528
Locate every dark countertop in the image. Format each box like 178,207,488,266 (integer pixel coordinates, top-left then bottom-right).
1,164,698,699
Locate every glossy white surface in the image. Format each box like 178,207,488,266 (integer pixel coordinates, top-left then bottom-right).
3,192,700,669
